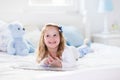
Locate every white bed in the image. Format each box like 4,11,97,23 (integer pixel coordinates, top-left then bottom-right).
0,43,120,80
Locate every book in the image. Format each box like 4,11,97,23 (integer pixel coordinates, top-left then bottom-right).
11,63,77,71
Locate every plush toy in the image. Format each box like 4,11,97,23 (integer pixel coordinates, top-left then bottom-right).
77,39,94,57
7,22,35,56
0,21,11,52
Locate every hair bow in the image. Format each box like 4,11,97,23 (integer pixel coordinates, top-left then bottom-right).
58,26,63,33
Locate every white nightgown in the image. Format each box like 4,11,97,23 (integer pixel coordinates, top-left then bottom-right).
39,45,80,68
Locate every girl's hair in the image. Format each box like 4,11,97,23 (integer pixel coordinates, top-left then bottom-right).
36,23,65,63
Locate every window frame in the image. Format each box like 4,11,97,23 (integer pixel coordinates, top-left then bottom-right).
25,0,79,13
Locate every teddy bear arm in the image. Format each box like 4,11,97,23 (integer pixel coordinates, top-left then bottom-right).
26,40,35,53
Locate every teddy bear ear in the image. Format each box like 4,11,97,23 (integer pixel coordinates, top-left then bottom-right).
8,21,18,30
8,23,14,30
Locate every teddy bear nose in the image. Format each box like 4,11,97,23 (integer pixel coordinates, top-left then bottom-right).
23,28,25,31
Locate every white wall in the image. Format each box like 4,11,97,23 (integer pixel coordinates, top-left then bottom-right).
0,0,84,34
85,0,120,34
0,0,83,26
0,0,120,39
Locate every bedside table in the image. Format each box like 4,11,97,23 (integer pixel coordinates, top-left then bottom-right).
92,33,120,47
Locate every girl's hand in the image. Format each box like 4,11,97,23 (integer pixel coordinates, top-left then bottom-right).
49,57,62,68
44,56,62,67
44,56,54,66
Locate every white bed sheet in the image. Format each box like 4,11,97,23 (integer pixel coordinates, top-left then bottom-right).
0,43,120,80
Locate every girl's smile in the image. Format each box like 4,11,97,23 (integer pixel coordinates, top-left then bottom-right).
44,26,60,49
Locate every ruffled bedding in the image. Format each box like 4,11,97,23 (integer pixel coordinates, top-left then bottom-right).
0,43,120,80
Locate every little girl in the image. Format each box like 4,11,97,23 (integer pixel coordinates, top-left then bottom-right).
36,23,80,68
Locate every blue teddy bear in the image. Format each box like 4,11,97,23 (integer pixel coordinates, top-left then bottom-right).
7,22,35,56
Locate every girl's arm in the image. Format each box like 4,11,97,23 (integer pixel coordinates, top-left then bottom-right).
62,47,77,68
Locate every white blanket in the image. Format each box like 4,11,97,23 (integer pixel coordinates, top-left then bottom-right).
0,43,120,80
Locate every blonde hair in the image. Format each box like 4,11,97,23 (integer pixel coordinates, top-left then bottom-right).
36,23,65,63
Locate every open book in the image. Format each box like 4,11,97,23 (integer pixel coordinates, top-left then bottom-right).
11,62,78,71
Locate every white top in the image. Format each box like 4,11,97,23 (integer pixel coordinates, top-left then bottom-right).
39,45,80,68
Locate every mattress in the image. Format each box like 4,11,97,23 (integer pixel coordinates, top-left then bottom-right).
0,43,120,80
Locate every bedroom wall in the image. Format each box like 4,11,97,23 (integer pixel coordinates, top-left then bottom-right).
85,0,120,34
0,0,120,39
0,0,84,34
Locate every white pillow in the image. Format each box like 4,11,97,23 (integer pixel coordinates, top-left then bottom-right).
0,21,11,52
62,26,84,47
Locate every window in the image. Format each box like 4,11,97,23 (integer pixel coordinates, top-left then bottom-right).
27,0,79,13
29,0,73,6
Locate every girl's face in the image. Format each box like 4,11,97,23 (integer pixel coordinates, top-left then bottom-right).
44,26,60,49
